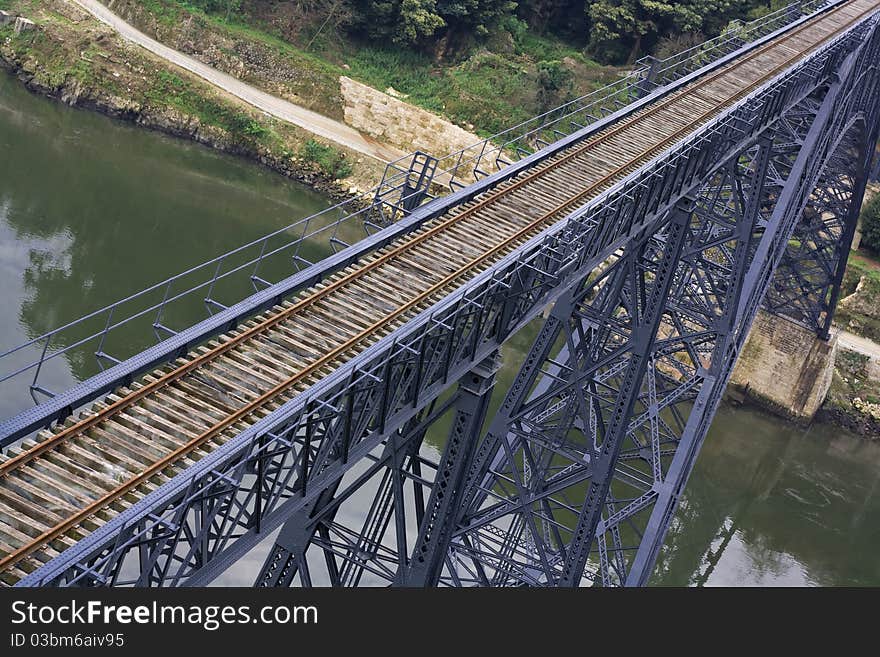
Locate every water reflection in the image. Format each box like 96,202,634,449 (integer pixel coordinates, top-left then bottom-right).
653,404,880,586
0,72,330,418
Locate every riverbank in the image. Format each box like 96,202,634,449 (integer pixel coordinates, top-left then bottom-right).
819,346,880,436
820,247,880,437
0,0,385,200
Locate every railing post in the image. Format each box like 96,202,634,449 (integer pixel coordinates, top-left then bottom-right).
637,56,659,98
29,335,55,404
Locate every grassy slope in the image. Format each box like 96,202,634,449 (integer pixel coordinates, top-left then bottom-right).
126,0,619,137
120,0,346,119
321,31,617,136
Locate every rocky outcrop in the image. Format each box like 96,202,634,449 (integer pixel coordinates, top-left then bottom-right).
820,343,880,438
817,406,880,436
835,269,880,344
839,275,880,320
13,16,34,34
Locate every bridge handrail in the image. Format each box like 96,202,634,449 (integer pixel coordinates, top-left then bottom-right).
0,0,839,412
637,0,831,85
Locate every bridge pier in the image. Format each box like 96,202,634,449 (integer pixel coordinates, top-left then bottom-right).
736,70,880,422
728,310,838,421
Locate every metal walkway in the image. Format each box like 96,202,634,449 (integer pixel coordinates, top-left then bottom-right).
1,0,879,586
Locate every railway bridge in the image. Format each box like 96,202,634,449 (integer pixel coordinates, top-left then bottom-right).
1,0,879,587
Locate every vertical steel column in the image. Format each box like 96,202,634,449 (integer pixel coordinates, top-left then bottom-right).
637,56,659,98
819,77,880,336
455,294,571,526
766,23,880,337
397,353,500,586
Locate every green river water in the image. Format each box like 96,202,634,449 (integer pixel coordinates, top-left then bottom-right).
2,72,878,586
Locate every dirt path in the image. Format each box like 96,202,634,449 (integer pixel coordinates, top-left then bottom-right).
838,329,880,360
71,0,406,163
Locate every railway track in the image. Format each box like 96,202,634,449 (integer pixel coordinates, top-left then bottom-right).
0,0,877,585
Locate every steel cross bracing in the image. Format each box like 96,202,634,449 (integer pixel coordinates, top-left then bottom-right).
764,116,874,337
11,6,880,587
0,0,840,447
440,29,880,588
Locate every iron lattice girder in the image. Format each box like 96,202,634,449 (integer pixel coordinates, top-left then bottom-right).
766,120,874,336
250,355,504,589
443,27,880,587
15,13,880,587
445,138,780,586
255,393,456,588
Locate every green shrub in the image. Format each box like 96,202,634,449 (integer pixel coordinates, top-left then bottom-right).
860,192,880,253
229,113,268,138
299,139,352,179
536,60,574,112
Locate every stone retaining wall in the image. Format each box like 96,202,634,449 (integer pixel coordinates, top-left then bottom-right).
340,76,481,159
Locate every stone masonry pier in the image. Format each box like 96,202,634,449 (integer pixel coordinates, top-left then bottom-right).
729,310,838,422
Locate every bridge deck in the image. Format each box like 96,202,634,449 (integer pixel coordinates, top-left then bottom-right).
0,0,877,585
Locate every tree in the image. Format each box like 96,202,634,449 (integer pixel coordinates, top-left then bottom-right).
349,0,517,50
400,0,447,44
350,0,445,46
518,0,585,40
518,0,561,32
585,0,670,64
861,191,880,254
584,0,750,64
437,0,518,38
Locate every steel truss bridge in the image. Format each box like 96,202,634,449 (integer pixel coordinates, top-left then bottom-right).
0,0,879,587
